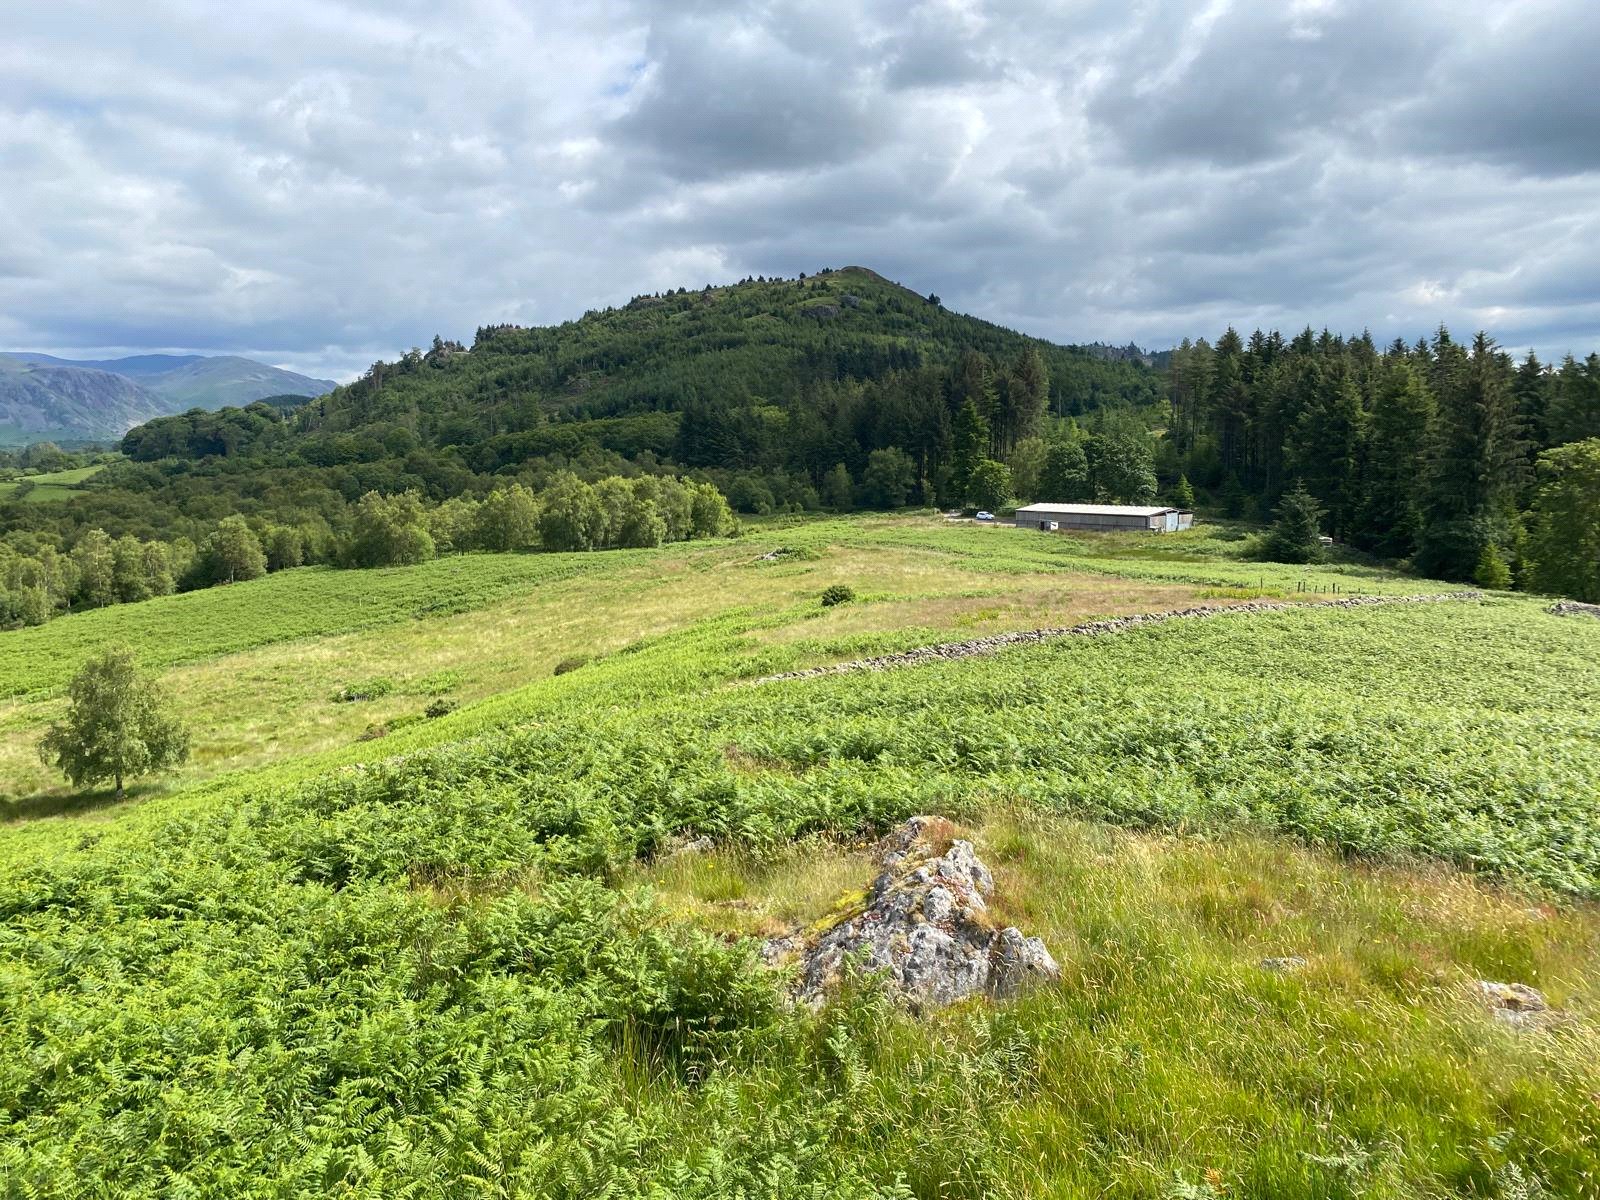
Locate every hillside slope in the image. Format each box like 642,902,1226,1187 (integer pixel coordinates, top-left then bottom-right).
0,353,335,444
0,357,159,442
2,515,1598,1196
294,266,1157,462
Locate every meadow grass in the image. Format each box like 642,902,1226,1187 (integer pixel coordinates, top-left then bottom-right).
634,808,1600,1196
1,522,1227,809
0,463,104,503
2,514,1598,1196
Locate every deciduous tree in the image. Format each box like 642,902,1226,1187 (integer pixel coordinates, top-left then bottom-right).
39,646,190,800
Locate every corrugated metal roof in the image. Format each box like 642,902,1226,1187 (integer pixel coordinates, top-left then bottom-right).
1014,503,1177,517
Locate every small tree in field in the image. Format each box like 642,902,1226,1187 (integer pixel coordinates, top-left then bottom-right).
39,646,189,800
1262,481,1326,564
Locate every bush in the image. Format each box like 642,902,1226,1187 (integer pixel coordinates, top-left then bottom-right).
334,677,395,703
554,656,589,676
424,698,457,719
821,584,855,607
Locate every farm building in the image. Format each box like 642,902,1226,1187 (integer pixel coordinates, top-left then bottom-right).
1013,503,1194,533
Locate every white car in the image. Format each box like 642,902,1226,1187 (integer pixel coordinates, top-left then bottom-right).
974,511,995,522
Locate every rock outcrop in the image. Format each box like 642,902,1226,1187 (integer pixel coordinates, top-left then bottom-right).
771,817,1059,1009
1549,600,1600,620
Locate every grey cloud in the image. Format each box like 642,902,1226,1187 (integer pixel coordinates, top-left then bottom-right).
2,0,1599,379
1390,0,1600,177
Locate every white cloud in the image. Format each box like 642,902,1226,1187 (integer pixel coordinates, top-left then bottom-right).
2,0,1598,380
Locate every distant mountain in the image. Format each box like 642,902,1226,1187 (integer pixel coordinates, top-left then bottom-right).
0,353,335,444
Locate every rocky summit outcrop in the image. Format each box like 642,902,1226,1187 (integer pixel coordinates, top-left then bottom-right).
771,817,1059,1009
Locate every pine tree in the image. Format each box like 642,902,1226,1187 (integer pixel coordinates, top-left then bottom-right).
1262,481,1325,563
948,400,990,506
1416,331,1519,579
1173,474,1195,509
1356,358,1434,556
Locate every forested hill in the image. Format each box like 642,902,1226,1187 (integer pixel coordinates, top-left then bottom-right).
121,267,1157,480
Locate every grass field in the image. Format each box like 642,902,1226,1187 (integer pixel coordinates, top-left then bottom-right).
0,462,104,503
2,513,1597,1197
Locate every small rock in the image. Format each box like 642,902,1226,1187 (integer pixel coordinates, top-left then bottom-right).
1259,956,1309,973
989,927,1061,999
1476,980,1554,1029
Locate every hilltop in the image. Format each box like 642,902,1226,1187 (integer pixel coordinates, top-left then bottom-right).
123,266,1157,471
0,352,335,444
0,266,1158,550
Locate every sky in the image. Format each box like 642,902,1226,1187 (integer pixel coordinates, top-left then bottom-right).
2,0,1598,382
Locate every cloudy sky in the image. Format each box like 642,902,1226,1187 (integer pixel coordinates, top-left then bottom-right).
3,0,1598,381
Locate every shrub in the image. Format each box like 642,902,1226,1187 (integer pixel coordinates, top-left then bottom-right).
821,584,856,607
424,698,457,719
554,656,588,676
334,677,395,703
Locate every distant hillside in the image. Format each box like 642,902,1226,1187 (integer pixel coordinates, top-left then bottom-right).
0,357,157,443
0,353,335,444
286,265,1158,466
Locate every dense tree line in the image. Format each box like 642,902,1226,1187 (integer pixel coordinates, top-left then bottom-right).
0,474,736,630
1163,327,1600,590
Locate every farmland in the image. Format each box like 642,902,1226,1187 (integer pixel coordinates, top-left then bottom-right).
3,514,1600,1197
0,462,104,504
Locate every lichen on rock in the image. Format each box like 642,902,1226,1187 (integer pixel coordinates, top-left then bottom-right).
768,816,1060,1009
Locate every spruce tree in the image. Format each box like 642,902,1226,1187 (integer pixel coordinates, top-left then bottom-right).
1474,543,1511,590
1262,481,1325,563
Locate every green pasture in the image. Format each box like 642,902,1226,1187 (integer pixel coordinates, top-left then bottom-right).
1,512,1597,1197
0,462,104,503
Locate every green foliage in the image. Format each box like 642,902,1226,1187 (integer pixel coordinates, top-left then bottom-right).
1527,438,1600,601
861,447,916,509
334,677,395,703
966,459,1013,511
345,490,435,567
820,462,854,512
1474,542,1512,590
1087,430,1157,503
1261,482,1326,564
1,518,1599,1194
1172,473,1195,509
211,514,267,583
37,644,189,797
474,483,539,552
820,584,856,607
1037,436,1090,502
